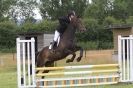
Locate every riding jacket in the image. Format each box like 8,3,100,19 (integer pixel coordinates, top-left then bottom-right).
57,16,70,34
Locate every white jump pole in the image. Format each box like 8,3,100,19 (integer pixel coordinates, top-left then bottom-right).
16,38,21,88
31,38,36,87
129,35,133,82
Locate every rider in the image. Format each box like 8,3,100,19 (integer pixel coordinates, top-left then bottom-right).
49,11,76,49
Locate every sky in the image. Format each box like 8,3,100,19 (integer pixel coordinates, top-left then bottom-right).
33,0,42,20
33,8,42,20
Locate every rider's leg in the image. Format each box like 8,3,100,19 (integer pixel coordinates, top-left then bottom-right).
57,36,60,46
54,30,60,42
49,30,60,49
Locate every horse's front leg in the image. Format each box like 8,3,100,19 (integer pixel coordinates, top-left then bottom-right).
74,46,83,62
65,49,76,63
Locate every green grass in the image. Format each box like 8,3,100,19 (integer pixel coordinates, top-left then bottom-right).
0,72,17,88
0,53,17,88
0,64,17,88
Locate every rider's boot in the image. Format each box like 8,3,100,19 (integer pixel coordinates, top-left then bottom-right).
49,41,56,53
51,41,56,50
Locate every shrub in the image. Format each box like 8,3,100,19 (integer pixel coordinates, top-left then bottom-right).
36,20,58,33
77,41,113,50
126,16,133,24
18,20,58,33
0,21,17,50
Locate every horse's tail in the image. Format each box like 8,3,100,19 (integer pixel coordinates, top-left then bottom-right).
35,51,40,65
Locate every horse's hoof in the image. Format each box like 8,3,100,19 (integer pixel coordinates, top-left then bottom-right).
66,59,71,63
77,57,81,62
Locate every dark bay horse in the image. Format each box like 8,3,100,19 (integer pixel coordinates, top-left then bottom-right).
36,16,86,70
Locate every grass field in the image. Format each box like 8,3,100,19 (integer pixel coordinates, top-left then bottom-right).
0,53,17,88
0,50,133,88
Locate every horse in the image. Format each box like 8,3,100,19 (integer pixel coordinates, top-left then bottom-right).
35,16,86,74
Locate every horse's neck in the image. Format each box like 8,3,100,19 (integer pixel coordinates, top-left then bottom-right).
57,24,76,50
62,24,76,40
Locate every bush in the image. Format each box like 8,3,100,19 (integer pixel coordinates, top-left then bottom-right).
0,21,17,50
36,20,58,33
76,18,113,43
97,41,113,49
76,18,99,42
103,16,118,26
103,16,125,26
77,41,98,50
77,41,113,50
126,16,133,24
0,47,16,53
18,20,58,33
19,22,37,32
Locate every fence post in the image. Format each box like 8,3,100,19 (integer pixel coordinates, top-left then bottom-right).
129,35,133,82
118,35,122,82
16,38,21,88
31,38,36,87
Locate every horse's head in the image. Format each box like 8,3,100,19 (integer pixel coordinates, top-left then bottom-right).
71,16,86,32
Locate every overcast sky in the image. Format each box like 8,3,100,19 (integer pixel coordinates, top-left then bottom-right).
33,8,42,19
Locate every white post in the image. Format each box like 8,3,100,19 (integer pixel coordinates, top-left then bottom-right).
16,38,21,88
118,35,122,82
122,38,126,81
22,42,26,86
127,38,130,81
31,38,36,87
129,35,133,82
27,42,31,85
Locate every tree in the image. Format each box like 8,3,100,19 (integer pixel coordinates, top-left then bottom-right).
0,0,16,21
126,16,133,24
126,0,133,16
84,0,114,24
112,0,128,22
0,21,17,49
39,0,88,20
9,0,38,23
72,0,88,17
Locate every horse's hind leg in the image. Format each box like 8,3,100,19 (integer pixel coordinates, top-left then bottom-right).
75,46,83,62
65,50,76,63
40,61,54,86
66,53,76,63
42,61,54,77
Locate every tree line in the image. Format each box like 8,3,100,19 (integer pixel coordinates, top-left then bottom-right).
0,0,133,52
